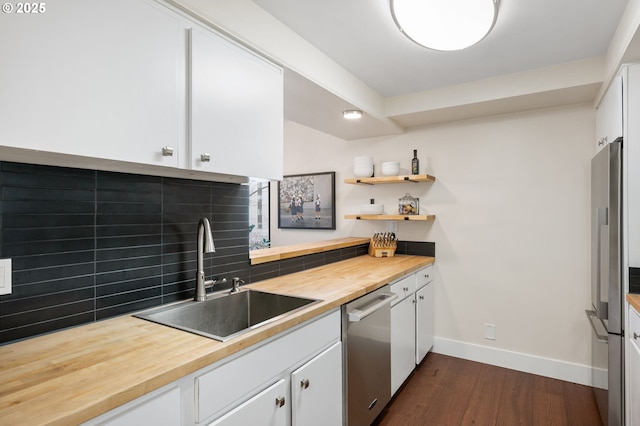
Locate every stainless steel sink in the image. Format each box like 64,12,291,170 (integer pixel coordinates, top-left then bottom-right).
134,289,321,341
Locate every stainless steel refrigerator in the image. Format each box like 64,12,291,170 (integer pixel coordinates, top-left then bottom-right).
587,138,624,425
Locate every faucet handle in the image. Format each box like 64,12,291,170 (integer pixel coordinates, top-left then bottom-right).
204,277,227,290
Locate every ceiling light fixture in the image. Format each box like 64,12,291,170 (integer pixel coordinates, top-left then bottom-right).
343,109,363,119
391,0,499,51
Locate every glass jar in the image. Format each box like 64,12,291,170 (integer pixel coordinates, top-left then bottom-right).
398,193,419,215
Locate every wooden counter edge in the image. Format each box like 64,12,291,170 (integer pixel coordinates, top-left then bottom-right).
249,237,370,265
627,293,640,313
0,255,434,426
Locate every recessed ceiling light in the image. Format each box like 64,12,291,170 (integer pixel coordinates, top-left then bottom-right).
343,109,363,119
391,0,499,51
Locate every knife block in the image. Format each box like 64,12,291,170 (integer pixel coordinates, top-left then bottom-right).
368,236,397,258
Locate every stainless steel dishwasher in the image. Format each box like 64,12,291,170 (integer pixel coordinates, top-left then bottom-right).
342,285,397,425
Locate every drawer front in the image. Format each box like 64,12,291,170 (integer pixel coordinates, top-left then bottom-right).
196,309,340,422
92,386,181,426
391,275,416,304
415,265,433,290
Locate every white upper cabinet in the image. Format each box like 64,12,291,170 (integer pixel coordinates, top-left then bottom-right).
189,25,283,181
595,75,623,153
0,0,283,182
0,0,182,168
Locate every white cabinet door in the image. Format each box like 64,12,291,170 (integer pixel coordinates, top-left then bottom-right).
208,379,287,426
291,342,342,426
0,0,182,168
595,75,623,153
190,25,283,181
416,283,434,364
629,306,640,426
391,295,416,395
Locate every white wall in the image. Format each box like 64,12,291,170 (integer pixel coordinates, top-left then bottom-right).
273,103,595,380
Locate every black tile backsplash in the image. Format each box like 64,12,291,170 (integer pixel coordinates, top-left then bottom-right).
0,161,436,344
0,162,251,343
631,267,640,294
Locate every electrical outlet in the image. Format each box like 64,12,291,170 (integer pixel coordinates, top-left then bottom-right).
484,323,496,340
386,221,398,233
0,258,12,295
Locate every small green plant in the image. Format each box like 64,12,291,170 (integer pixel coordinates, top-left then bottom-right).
249,224,270,250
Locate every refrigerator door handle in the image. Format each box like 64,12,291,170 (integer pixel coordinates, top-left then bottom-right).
595,207,608,320
585,309,608,343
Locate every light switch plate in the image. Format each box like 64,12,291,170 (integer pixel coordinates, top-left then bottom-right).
0,258,12,295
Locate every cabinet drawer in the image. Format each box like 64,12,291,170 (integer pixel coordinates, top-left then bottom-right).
85,386,181,426
391,275,416,304
195,309,340,422
416,265,433,290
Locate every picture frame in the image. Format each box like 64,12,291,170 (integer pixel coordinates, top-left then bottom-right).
278,171,336,230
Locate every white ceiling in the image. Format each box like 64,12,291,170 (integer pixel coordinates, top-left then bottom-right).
252,0,628,97
175,0,632,139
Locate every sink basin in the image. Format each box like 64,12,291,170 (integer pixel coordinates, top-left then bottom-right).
134,289,321,341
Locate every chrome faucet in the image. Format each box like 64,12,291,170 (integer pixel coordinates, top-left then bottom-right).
194,217,216,301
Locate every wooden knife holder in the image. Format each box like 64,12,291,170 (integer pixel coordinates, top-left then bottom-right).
368,236,397,258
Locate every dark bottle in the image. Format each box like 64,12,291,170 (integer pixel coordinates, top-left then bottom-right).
411,149,419,175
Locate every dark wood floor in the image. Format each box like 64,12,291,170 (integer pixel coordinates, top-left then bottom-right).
373,353,603,426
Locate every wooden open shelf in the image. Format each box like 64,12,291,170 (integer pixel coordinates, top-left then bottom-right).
344,214,436,221
344,174,435,185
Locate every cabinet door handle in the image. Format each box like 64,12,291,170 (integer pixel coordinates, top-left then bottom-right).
162,146,174,157
275,396,285,407
300,378,310,389
419,295,425,300
403,287,409,292
634,332,639,340
200,153,211,162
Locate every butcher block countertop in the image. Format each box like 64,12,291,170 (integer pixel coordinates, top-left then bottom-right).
628,293,640,313
249,236,370,265
0,254,434,426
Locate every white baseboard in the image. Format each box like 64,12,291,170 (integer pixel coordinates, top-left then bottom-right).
433,336,606,387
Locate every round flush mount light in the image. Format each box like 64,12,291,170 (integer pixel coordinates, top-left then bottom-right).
391,0,499,51
343,109,363,119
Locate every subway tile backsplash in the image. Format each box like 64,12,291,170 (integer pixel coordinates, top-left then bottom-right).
0,161,435,344
0,162,250,344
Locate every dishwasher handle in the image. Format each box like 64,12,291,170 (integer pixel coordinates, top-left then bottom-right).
348,293,398,322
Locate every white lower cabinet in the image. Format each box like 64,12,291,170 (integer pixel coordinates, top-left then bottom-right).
291,342,343,426
208,379,287,426
391,289,416,395
85,309,341,426
195,310,340,423
416,281,434,364
629,305,640,426
390,265,434,396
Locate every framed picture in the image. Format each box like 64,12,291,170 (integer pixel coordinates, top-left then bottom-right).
278,171,336,230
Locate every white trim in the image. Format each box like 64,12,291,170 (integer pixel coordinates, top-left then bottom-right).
433,337,607,387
